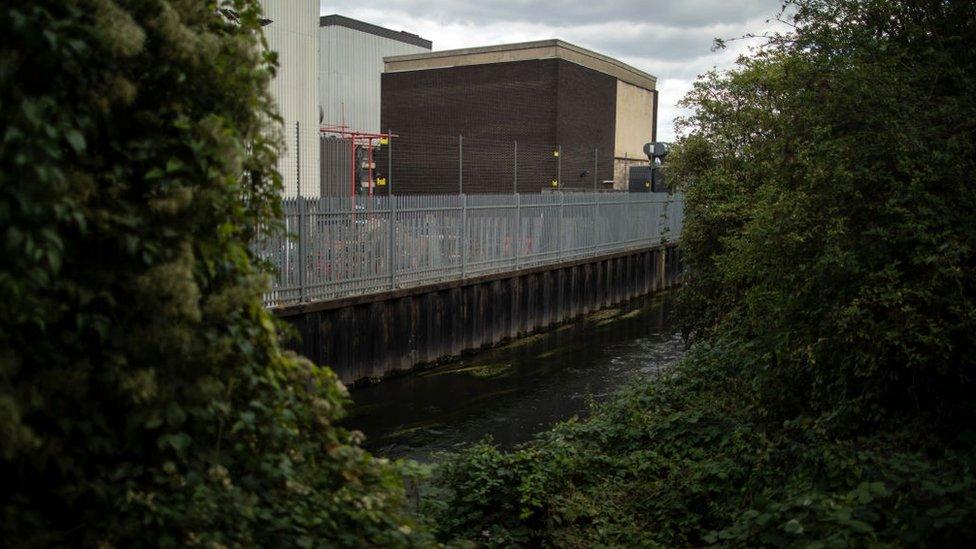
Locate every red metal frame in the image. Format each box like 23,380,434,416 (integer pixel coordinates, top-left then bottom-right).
320,124,396,202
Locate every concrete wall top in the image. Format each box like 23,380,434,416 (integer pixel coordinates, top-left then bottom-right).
384,39,656,92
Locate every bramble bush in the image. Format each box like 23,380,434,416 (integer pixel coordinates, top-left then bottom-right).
426,0,976,545
0,1,428,546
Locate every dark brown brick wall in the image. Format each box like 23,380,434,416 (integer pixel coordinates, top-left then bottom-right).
555,60,616,190
380,59,616,194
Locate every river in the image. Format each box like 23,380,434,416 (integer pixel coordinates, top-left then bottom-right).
344,294,684,461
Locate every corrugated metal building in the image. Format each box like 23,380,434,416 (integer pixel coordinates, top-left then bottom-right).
381,40,658,194
318,15,432,133
259,0,320,197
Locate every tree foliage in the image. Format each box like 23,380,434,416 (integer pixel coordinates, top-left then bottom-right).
0,1,426,545
672,0,976,423
427,0,976,545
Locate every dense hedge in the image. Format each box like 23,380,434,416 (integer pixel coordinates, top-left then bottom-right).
0,1,427,545
426,0,976,545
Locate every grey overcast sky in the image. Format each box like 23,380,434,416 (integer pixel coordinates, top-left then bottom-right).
320,0,785,141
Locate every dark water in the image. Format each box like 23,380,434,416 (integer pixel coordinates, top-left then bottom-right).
344,295,684,461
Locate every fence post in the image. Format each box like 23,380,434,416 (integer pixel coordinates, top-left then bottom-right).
594,191,600,254
389,194,396,290
388,128,393,196
297,196,307,302
513,140,518,194
460,193,467,278
556,144,561,188
557,191,563,260
514,193,521,269
387,129,396,288
295,121,301,198
664,196,674,243
593,147,598,191
458,135,463,195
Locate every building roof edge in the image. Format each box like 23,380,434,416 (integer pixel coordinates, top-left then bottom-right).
320,14,432,49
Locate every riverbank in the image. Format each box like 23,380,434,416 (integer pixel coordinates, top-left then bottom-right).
421,337,976,546
345,294,684,461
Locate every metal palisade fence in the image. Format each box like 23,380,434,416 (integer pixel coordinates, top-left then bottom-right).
254,192,684,307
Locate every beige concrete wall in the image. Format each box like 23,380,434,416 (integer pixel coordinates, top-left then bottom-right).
614,157,650,190
614,80,655,161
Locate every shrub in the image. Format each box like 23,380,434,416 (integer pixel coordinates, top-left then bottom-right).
0,1,427,545
427,344,976,547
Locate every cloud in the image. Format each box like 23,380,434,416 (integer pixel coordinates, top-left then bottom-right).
324,0,780,29
320,0,786,140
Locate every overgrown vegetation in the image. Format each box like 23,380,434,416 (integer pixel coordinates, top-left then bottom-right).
0,1,428,545
426,0,976,545
4,0,974,546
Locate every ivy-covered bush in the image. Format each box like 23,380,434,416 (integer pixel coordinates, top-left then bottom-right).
0,1,427,545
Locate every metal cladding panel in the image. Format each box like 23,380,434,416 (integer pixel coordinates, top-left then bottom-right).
320,137,353,196
260,0,320,197
319,26,430,133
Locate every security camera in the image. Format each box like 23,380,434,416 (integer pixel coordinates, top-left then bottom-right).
643,142,668,161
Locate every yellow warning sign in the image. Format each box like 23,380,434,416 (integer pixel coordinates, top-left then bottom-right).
550,179,559,187
379,137,389,145
376,178,387,186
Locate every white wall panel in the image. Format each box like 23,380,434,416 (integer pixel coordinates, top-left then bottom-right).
319,26,429,133
260,0,320,197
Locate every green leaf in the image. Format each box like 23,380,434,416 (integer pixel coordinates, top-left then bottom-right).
65,129,86,152
145,412,163,429
783,519,804,535
158,433,191,452
166,402,186,427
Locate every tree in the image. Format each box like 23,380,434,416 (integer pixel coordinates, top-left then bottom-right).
673,0,976,423
0,1,426,545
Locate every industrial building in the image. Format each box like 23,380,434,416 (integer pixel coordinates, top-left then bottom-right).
317,15,431,196
255,7,434,197
259,0,320,197
380,39,658,194
257,9,654,197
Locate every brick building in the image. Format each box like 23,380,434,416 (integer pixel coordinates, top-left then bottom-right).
379,40,657,194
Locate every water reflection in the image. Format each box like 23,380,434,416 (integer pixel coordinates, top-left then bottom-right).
344,294,684,461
